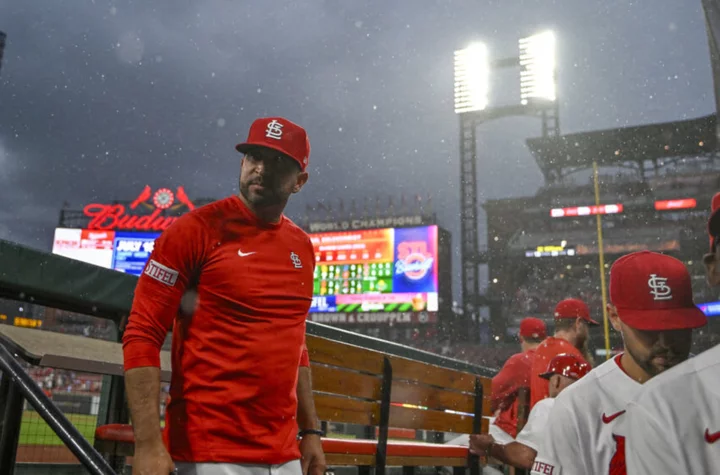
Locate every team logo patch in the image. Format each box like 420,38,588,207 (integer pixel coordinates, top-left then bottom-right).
144,259,179,286
265,119,284,140
648,273,672,300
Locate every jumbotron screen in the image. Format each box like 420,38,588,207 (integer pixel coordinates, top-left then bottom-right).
308,225,439,313
52,225,442,316
51,228,160,277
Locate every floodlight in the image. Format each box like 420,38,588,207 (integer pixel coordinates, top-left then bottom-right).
454,43,489,114
518,31,556,105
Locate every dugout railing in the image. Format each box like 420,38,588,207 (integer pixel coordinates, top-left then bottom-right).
0,340,117,475
0,239,497,474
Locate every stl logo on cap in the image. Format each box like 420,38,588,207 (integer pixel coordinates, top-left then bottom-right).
235,117,311,171
609,250,707,331
648,274,672,301
265,119,284,140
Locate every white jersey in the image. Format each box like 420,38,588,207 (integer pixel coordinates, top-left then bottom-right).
531,355,640,475
625,344,720,474
516,397,554,452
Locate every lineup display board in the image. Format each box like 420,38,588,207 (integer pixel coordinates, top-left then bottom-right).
308,225,439,315
52,228,159,277
111,231,161,275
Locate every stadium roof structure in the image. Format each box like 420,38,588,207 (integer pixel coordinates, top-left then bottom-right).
527,114,718,183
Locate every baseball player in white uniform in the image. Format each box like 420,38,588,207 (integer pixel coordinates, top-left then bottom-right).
469,353,590,471
623,193,720,474
531,250,707,475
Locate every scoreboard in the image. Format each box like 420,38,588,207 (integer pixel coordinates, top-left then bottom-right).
309,225,440,314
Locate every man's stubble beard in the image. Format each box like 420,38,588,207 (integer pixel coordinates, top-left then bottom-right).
239,179,282,207
625,340,686,378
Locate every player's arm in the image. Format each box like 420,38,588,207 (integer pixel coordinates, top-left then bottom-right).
530,394,586,475
298,239,321,433
487,441,536,470
296,343,320,432
491,354,524,411
122,215,207,448
508,399,550,468
625,399,682,475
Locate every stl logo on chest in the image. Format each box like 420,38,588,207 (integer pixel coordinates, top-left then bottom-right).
290,252,303,269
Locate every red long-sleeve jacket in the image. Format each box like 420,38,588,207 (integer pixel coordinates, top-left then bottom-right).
491,349,535,438
122,195,313,464
530,336,587,408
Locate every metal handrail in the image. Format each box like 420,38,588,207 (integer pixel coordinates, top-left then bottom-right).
0,342,116,475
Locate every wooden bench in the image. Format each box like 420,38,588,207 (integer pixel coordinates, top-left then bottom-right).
95,333,491,475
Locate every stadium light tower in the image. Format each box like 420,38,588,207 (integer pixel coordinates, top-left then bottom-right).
0,31,6,77
519,31,557,105
454,31,559,343
454,43,490,114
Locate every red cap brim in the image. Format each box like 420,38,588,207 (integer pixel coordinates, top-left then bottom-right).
235,142,304,170
616,306,708,331
538,371,554,380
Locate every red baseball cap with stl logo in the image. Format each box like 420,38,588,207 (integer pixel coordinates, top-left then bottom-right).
609,251,707,331
235,117,311,171
554,298,599,325
519,317,547,339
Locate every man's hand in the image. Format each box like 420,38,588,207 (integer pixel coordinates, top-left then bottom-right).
469,434,495,455
132,442,175,475
300,434,326,475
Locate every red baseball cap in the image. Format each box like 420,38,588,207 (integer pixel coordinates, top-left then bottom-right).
609,251,707,331
539,353,591,380
235,117,311,171
554,298,599,325
708,192,720,252
519,317,547,339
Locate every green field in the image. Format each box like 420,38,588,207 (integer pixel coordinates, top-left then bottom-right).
19,412,98,446
19,411,356,446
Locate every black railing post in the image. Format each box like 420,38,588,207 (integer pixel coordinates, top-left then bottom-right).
0,343,116,475
469,377,484,475
375,356,393,475
0,379,23,474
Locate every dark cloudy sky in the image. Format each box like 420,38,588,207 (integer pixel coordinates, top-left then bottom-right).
0,1,715,301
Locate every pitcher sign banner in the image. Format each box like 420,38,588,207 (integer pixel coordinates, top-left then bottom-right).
83,185,195,231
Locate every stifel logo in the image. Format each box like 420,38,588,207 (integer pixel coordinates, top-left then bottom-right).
83,185,195,231
531,460,555,474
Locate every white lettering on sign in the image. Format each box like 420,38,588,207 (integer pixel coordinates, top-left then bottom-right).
144,259,179,286
308,216,425,232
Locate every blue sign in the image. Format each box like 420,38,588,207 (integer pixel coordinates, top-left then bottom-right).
698,301,720,317
310,295,337,313
111,232,160,276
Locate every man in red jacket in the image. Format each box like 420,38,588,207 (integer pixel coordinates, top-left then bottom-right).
122,117,325,475
490,317,546,442
529,298,597,408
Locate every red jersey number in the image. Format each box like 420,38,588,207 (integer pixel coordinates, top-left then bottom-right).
609,434,626,475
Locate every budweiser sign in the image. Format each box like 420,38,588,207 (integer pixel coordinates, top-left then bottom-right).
83,185,195,231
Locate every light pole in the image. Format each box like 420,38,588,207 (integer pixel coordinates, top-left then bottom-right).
454,31,559,343
0,32,6,77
